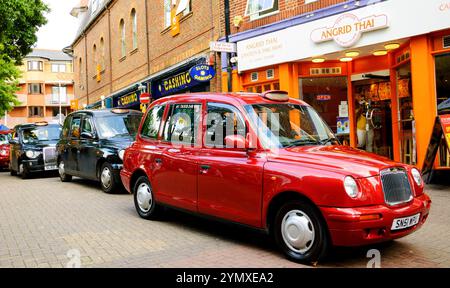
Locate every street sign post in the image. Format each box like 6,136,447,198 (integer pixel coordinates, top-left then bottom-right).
140,93,151,104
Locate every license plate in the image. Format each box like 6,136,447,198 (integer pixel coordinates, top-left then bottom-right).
391,213,420,231
45,165,58,171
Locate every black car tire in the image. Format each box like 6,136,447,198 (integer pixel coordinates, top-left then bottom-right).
99,162,120,194
19,163,30,179
133,176,163,220
58,160,72,182
273,200,330,264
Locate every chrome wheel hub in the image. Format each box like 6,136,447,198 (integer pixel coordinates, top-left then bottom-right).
281,210,315,254
136,183,152,213
101,167,112,189
59,162,65,177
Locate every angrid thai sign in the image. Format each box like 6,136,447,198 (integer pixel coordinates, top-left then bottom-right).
311,14,389,47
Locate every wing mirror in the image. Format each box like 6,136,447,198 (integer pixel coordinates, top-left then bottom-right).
80,132,95,139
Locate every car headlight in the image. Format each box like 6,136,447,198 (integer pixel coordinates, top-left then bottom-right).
118,149,125,161
344,176,359,198
411,168,423,186
0,150,7,156
25,150,41,159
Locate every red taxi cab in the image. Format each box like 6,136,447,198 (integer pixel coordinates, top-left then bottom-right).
0,130,12,170
120,91,431,263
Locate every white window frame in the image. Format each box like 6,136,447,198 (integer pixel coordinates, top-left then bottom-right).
131,9,138,50
52,86,68,104
27,61,43,71
245,0,276,16
164,0,172,28
52,63,67,73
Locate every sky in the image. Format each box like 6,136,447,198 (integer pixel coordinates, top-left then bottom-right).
35,0,80,50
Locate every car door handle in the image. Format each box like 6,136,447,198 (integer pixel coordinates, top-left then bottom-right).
200,165,210,174
155,158,163,164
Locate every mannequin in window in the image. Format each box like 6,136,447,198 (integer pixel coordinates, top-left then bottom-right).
355,94,374,152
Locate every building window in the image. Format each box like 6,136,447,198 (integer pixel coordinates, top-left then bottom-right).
131,9,138,50
52,86,68,104
27,61,43,71
79,58,84,89
120,19,126,58
28,83,43,94
52,107,69,117
245,0,278,16
93,44,97,67
100,37,105,68
28,107,44,118
164,0,172,28
51,63,67,73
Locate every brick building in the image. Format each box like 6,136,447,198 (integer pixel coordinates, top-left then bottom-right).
222,0,450,171
69,0,222,111
0,49,74,128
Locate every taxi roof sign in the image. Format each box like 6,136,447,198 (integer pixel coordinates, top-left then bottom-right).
262,90,289,102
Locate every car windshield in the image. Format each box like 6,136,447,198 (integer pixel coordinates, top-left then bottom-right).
0,134,10,145
95,115,141,139
245,103,338,149
21,126,61,144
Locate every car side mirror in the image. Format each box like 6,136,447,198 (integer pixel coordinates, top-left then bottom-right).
224,134,248,150
9,138,18,145
80,132,95,139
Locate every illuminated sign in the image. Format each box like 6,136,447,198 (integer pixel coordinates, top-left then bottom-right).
117,92,139,108
316,94,331,101
311,14,389,47
189,65,215,82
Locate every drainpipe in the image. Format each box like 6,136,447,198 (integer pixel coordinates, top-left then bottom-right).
224,0,232,92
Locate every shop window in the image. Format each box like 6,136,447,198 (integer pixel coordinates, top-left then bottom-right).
266,69,274,79
301,76,348,141
397,64,415,164
435,53,450,166
251,72,259,82
28,107,44,118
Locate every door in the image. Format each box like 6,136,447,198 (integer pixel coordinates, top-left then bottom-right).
66,116,81,174
198,102,264,228
152,102,202,212
78,115,98,179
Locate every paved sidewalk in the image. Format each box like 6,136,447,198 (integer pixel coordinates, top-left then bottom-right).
0,171,449,268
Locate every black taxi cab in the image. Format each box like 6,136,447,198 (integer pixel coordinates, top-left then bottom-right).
9,122,62,179
57,109,142,193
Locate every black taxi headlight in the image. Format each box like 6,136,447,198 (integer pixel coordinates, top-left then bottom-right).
25,150,41,159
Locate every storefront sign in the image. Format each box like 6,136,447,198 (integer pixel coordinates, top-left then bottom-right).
237,0,450,71
189,64,215,82
316,94,331,101
210,41,237,53
311,14,389,47
117,92,139,108
153,69,199,98
422,115,450,182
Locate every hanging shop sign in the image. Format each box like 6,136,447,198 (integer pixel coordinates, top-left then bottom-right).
189,64,216,82
311,14,389,47
422,114,450,182
116,92,140,108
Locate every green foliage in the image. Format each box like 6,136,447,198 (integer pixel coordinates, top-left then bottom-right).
0,0,49,118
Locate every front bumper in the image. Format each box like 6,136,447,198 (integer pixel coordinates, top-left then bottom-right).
22,160,58,173
320,194,431,247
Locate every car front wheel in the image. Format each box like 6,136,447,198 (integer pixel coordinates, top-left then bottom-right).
133,176,162,220
273,201,330,264
19,163,30,179
58,160,72,182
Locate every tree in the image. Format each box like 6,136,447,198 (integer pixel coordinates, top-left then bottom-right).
0,0,49,118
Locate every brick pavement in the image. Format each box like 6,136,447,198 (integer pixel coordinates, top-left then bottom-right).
0,171,449,268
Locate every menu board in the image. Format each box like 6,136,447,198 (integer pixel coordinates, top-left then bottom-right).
398,78,410,98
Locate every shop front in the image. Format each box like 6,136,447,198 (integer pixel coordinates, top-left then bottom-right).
228,0,450,170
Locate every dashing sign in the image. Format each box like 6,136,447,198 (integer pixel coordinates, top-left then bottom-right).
311,13,389,47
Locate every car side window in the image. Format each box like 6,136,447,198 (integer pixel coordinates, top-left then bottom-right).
163,103,201,146
62,116,71,138
70,117,81,139
206,103,246,148
81,116,94,134
141,105,165,139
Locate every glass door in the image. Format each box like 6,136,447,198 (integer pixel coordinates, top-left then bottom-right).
435,53,450,167
396,63,416,165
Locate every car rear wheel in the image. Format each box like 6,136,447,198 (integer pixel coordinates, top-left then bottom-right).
58,160,72,182
133,176,162,220
100,162,120,193
273,201,330,264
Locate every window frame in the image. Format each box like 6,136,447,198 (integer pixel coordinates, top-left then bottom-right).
27,60,43,72
131,9,138,50
162,102,202,147
245,0,277,16
28,83,43,95
140,104,166,140
120,19,126,58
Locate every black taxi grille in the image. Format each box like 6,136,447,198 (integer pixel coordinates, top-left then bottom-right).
43,147,57,165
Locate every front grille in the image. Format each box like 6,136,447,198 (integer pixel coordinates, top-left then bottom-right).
43,147,57,165
380,168,413,206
